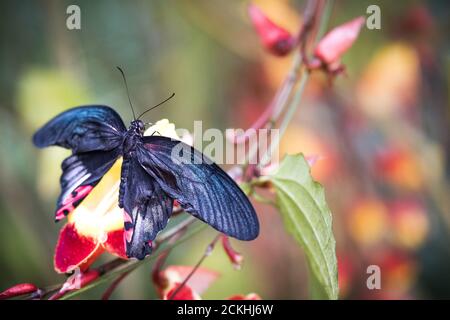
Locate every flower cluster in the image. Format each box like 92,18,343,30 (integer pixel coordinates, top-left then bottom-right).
248,3,364,79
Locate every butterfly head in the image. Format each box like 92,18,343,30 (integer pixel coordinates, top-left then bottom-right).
130,119,145,135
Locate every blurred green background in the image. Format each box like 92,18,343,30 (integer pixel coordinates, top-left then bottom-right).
0,0,449,299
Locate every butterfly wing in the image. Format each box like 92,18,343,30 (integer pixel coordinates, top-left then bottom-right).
120,156,173,260
33,106,126,220
135,136,259,241
33,105,126,153
55,149,122,220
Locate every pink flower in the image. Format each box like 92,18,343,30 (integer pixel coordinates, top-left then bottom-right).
314,17,365,64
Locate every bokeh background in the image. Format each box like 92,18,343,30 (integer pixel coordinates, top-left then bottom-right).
0,0,449,299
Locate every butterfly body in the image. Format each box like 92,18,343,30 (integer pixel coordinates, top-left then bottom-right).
123,120,145,153
33,106,259,260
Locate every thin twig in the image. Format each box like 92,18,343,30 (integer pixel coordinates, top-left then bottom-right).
167,234,221,300
298,0,322,64
260,71,309,167
151,228,187,291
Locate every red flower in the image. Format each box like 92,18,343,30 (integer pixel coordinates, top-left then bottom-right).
54,159,127,273
248,4,295,56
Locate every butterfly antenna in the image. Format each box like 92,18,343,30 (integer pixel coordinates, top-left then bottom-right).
116,66,137,120
137,92,175,120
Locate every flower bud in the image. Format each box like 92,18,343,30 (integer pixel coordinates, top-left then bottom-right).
248,4,295,56
0,283,38,300
314,17,365,64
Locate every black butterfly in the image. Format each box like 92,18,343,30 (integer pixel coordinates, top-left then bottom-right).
32,90,259,260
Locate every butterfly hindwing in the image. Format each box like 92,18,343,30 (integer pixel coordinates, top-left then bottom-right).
120,156,173,260
136,136,259,241
33,105,126,153
55,149,122,220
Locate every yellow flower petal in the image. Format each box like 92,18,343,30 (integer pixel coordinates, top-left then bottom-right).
68,158,124,240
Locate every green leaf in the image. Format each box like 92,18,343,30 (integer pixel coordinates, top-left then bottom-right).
268,154,338,300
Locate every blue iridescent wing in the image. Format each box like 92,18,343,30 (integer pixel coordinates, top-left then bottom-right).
119,156,173,260
33,105,126,153
33,105,126,220
136,136,259,241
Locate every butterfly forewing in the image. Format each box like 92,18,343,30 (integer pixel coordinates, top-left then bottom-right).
33,105,126,153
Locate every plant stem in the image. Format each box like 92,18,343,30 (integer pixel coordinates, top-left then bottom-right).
258,0,334,168
231,52,302,147
260,72,309,167
167,234,221,300
245,53,303,166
